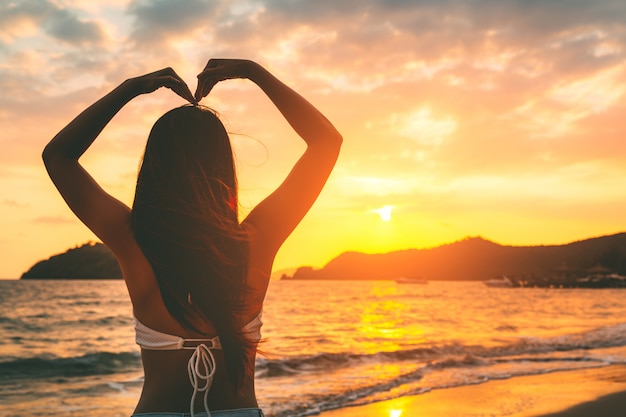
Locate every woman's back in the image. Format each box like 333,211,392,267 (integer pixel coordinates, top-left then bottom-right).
127,230,267,413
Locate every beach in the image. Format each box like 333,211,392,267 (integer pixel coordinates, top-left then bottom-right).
318,365,626,417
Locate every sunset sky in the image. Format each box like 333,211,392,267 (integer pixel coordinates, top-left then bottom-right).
2,0,626,279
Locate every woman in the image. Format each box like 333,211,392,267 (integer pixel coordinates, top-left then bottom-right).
43,59,342,417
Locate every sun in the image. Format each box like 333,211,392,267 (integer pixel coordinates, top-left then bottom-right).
373,205,394,222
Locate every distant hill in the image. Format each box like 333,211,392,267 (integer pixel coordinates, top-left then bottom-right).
286,233,626,281
21,242,122,279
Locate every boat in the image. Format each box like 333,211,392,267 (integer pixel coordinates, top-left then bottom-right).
484,276,513,288
395,277,428,284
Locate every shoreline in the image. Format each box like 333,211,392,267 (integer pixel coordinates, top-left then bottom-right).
316,365,626,417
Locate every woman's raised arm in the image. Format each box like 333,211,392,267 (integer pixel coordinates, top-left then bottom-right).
196,59,343,256
43,68,195,253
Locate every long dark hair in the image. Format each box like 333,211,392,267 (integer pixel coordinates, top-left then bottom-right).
131,105,253,387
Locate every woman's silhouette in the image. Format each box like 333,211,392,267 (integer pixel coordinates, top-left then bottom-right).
43,59,342,417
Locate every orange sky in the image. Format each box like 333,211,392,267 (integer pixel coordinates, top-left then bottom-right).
1,0,626,279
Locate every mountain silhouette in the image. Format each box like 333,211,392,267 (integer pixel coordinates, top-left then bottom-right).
21,242,122,279
287,233,626,281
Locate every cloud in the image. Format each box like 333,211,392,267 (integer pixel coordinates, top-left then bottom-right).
0,0,106,46
387,108,457,145
44,8,106,46
33,216,76,224
549,65,626,113
127,0,218,45
0,1,44,43
3,199,26,208
257,1,626,70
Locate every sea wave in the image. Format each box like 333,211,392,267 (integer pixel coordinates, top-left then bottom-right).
4,323,624,383
257,322,626,379
0,351,141,383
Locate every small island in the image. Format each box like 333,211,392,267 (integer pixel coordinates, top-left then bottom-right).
21,242,122,279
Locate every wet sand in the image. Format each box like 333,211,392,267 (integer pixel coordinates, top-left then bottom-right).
317,365,626,417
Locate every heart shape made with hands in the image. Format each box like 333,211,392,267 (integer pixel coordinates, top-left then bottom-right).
151,59,253,105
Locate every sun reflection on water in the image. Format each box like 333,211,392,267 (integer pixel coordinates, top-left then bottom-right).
357,285,427,353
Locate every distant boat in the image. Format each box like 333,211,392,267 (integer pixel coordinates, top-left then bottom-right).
484,276,513,288
395,277,428,284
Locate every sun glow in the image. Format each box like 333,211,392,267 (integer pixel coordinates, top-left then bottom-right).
373,205,394,222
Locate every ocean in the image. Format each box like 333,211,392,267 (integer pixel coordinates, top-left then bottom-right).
1,279,626,417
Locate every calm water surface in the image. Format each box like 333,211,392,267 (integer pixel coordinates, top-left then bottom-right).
1,279,626,416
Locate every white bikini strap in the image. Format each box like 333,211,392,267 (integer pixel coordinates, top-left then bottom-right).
187,344,216,417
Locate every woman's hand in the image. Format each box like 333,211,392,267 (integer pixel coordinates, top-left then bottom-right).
127,67,197,104
194,59,257,101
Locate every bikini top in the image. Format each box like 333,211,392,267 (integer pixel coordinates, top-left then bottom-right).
134,312,262,417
